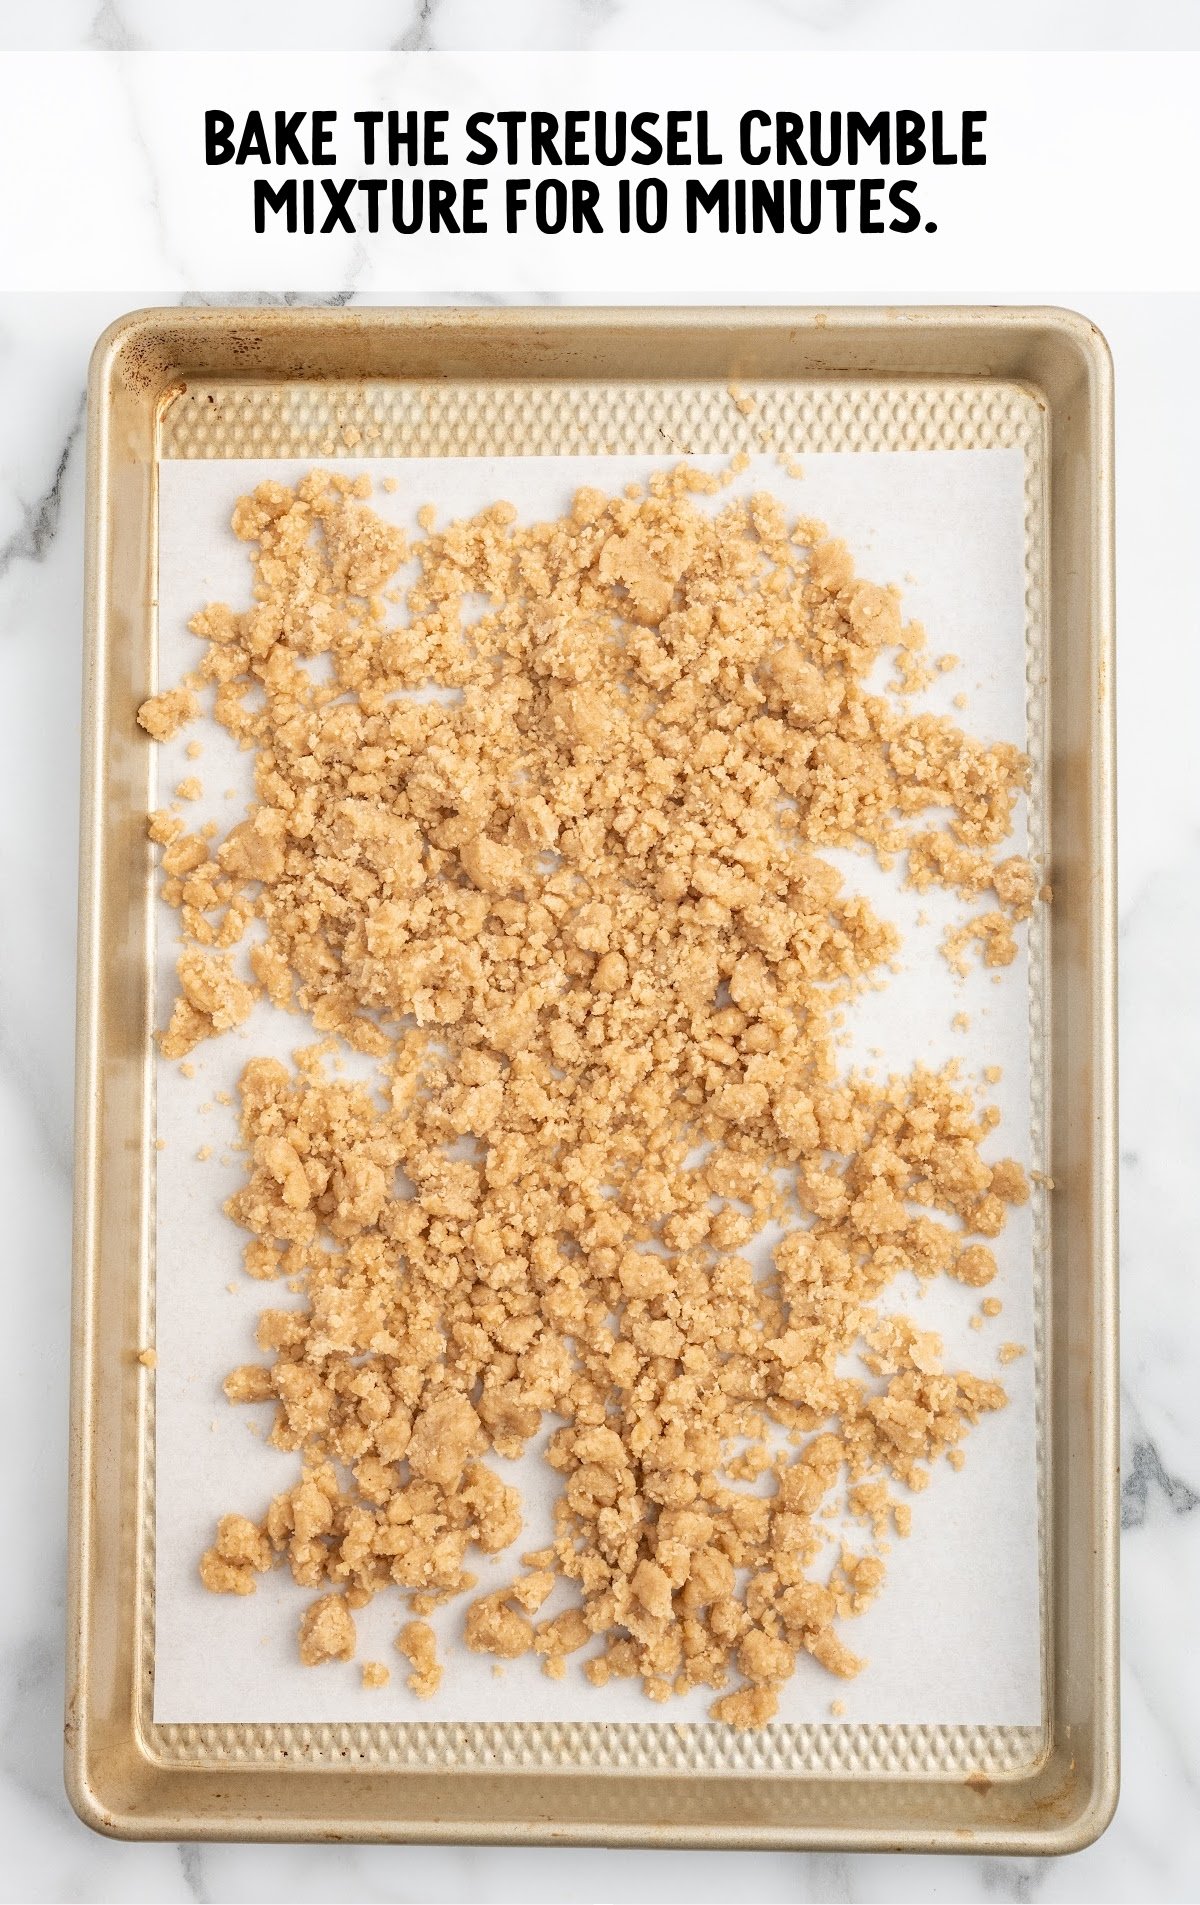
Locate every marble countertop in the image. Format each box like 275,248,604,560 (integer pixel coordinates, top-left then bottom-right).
6,0,1199,51
1,8,1199,1905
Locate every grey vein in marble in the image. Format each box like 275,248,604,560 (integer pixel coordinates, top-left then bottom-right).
108,52,192,290
0,392,84,580
393,0,439,54
1122,1435,1200,1529
176,1840,208,1902
982,1859,1048,1902
86,0,143,53
180,289,359,308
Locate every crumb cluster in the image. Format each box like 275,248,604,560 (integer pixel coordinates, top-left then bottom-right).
141,465,1034,1725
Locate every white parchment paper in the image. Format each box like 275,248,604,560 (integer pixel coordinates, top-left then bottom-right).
152,451,1041,1727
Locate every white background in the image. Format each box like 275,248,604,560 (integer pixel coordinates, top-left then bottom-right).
0,4,1197,1904
1,48,1200,299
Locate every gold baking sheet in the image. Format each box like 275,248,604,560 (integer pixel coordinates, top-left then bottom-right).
69,306,1116,1850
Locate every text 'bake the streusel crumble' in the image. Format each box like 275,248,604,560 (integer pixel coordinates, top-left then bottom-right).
139,463,1035,1727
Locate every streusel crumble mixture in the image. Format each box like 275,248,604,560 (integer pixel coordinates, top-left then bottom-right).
140,465,1033,1725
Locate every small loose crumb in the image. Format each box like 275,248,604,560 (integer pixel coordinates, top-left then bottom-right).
998,1342,1027,1365
830,1699,846,1717
199,1513,273,1595
342,425,362,450
953,692,969,710
465,1593,534,1660
176,777,202,801
137,1347,157,1368
186,740,203,760
982,1298,1002,1318
298,1592,356,1664
382,476,398,494
137,684,198,741
950,1244,999,1288
155,1137,167,1151
891,644,934,696
179,1061,195,1079
944,911,1019,976
952,1011,971,1033
712,1685,782,1729
196,1144,212,1161
522,1547,555,1570
937,654,959,673
362,1660,390,1688
984,1065,1003,1085
160,952,257,1059
396,1620,442,1697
